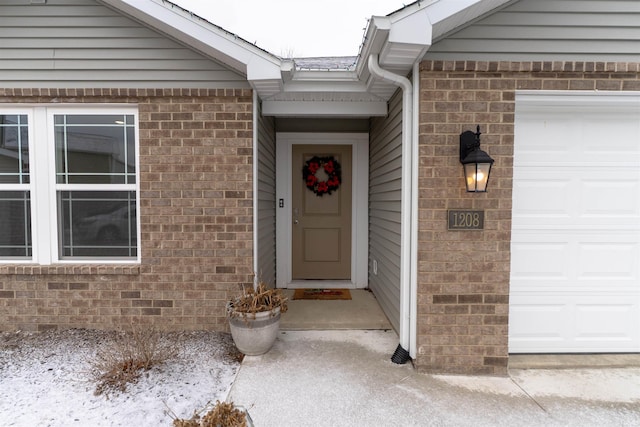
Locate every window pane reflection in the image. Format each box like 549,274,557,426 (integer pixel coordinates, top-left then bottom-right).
59,191,137,258
0,115,29,184
55,114,136,184
0,191,32,257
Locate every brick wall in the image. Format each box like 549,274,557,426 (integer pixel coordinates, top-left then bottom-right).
0,88,254,332
416,61,640,375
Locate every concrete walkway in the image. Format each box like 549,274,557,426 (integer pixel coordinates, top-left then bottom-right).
280,289,392,331
227,330,640,426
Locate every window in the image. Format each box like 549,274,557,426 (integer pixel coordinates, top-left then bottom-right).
0,114,31,257
0,107,139,263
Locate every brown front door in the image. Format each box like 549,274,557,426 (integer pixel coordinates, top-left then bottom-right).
291,144,352,279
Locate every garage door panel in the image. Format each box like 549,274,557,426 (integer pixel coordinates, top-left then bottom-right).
509,301,568,344
510,295,640,352
516,108,640,165
512,235,639,288
582,179,640,218
515,111,577,160
575,303,639,343
578,242,639,281
511,93,640,353
511,241,570,280
512,178,572,218
514,173,640,227
584,115,640,159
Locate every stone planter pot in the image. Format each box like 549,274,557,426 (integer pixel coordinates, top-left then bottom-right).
227,303,281,356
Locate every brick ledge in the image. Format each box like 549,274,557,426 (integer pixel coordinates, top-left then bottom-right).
0,264,140,275
420,60,640,73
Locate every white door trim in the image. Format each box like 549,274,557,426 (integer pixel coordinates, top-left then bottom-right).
276,133,369,289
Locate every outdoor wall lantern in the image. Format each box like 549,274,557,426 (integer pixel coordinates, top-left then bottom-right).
459,125,494,192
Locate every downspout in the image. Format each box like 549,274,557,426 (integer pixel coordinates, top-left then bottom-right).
368,54,413,364
410,61,420,359
252,90,259,290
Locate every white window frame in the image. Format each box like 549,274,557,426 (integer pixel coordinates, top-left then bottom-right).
0,105,141,265
0,108,33,260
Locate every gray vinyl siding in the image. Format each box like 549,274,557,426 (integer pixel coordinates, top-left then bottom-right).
426,0,640,61
0,0,249,88
368,89,403,333
256,103,277,287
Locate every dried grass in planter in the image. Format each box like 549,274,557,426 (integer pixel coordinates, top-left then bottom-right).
228,282,288,318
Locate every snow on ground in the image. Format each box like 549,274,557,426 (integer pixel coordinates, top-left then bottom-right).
0,329,241,427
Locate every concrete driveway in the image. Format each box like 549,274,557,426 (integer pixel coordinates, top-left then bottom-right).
228,330,640,426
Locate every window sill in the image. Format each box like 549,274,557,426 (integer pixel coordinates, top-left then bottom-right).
0,264,140,275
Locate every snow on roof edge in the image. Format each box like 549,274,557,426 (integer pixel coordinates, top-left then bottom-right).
158,0,282,61
292,57,358,71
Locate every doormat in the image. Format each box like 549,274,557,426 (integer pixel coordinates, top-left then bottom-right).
293,289,352,300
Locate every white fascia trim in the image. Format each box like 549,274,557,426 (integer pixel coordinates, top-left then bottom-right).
356,16,391,76
262,101,387,117
427,0,514,41
282,79,370,94
387,0,508,31
388,7,433,46
405,0,483,26
281,70,367,97
100,0,282,81
288,70,360,82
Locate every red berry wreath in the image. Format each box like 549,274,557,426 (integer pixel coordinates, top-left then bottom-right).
302,155,341,197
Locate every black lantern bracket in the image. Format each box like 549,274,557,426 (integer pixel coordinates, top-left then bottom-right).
459,125,495,192
460,125,483,162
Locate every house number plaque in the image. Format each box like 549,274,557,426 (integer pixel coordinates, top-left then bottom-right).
448,210,484,230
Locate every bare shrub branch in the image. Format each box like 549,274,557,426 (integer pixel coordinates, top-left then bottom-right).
89,326,178,396
171,401,248,427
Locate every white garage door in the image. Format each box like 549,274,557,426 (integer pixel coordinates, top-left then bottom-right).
509,92,640,353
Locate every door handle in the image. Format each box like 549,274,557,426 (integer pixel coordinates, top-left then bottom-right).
293,208,299,225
